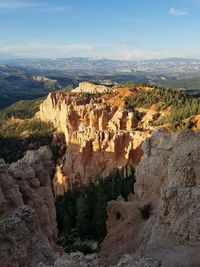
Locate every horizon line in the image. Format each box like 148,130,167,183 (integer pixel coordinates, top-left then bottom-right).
0,56,199,63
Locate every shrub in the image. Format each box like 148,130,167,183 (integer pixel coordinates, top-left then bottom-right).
140,204,152,220
64,242,96,255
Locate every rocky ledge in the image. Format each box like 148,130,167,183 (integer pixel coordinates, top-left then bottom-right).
100,129,200,267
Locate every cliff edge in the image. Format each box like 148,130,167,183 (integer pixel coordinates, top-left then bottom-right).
100,129,200,267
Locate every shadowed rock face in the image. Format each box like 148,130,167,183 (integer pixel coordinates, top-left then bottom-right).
0,146,58,267
100,130,200,267
38,87,155,196
1,130,200,266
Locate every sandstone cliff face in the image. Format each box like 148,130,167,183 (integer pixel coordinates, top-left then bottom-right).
71,82,112,94
0,146,58,267
100,129,200,267
39,88,152,195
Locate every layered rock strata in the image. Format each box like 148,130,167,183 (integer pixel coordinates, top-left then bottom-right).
100,129,200,267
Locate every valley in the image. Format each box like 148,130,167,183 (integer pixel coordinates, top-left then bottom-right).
0,77,200,266
1,0,200,265
0,56,200,266
1,58,200,111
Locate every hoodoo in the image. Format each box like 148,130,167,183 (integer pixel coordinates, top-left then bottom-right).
38,84,156,195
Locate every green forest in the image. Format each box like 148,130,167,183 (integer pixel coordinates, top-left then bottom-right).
0,98,56,162
156,77,200,97
125,86,200,129
0,98,43,121
55,165,135,254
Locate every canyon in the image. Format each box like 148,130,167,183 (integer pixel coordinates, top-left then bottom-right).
1,130,200,266
38,83,158,195
1,82,200,266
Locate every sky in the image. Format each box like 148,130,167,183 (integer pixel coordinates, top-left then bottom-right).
0,0,200,60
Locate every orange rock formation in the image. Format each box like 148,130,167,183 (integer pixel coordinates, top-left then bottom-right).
38,85,158,195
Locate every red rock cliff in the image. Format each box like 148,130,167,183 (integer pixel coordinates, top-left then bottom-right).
38,85,157,195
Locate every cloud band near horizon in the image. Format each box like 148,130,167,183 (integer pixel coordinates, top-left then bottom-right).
0,42,200,60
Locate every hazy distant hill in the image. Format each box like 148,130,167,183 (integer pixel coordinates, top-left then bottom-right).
3,57,200,75
1,58,200,109
0,65,76,109
157,77,200,97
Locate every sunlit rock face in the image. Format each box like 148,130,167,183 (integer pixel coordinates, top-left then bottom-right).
0,146,58,267
71,81,112,94
100,130,200,267
38,85,154,196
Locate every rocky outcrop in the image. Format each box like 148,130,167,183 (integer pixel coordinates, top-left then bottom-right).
100,129,200,267
33,76,61,89
39,252,160,267
72,82,111,94
38,85,153,195
0,146,58,267
45,252,99,267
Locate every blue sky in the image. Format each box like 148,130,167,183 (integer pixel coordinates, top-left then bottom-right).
0,0,200,60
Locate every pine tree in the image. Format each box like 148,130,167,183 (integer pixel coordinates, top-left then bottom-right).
62,211,72,235
76,194,89,237
92,185,107,240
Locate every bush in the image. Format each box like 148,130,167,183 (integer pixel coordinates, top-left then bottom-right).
80,92,102,102
64,242,96,255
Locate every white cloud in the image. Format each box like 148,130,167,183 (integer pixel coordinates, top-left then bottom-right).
169,7,188,16
0,43,94,59
0,42,200,60
0,0,40,9
0,0,67,13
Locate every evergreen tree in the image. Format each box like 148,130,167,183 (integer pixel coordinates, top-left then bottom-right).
92,184,107,240
76,194,89,237
62,212,72,235
55,164,135,247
